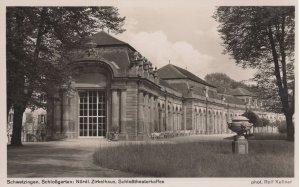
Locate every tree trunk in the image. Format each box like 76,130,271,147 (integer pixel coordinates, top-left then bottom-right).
10,105,26,146
285,113,294,141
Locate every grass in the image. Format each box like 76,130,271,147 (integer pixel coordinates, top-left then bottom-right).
93,139,294,177
247,133,287,140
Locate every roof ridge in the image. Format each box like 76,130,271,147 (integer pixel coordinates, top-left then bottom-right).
170,64,215,88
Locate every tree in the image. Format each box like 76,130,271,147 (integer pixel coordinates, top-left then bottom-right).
204,72,254,93
7,7,125,146
242,110,262,127
204,73,233,93
214,7,295,141
260,118,270,127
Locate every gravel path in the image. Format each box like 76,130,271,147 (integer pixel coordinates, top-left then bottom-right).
7,139,141,178
7,134,233,177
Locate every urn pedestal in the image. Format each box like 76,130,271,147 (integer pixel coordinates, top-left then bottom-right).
232,136,248,154
228,116,253,155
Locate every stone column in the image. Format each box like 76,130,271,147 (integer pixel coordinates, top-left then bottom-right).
138,91,144,137
178,112,181,130
183,105,186,131
62,93,70,136
154,98,158,132
215,113,218,134
120,90,127,138
53,94,61,136
200,113,203,134
195,113,198,133
111,90,120,131
173,110,176,131
68,93,76,138
144,93,149,135
159,108,162,131
149,95,153,133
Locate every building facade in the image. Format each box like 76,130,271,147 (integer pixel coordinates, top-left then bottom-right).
47,31,284,140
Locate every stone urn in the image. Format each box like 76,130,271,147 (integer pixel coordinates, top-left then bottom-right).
227,116,253,154
228,116,253,139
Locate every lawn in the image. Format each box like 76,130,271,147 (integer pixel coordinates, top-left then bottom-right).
93,138,294,177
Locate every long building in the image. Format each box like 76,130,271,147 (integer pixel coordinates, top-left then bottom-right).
47,31,284,140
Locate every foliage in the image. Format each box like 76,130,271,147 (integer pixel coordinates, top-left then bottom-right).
270,120,281,127
204,73,232,93
278,120,287,134
7,7,125,145
260,118,270,127
204,72,257,94
242,110,262,127
214,6,295,141
25,113,33,123
111,126,119,134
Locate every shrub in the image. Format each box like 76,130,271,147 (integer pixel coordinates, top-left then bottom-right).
242,110,262,127
261,118,271,127
270,120,280,127
278,120,287,133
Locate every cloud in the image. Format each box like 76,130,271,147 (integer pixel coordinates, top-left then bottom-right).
123,17,139,32
193,29,205,36
115,30,214,78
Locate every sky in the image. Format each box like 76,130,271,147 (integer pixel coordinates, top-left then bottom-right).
111,2,257,82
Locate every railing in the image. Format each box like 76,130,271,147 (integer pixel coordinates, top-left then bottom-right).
150,130,192,140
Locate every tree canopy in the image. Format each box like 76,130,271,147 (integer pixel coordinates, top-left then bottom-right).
204,72,254,93
7,7,125,145
214,6,295,141
242,110,262,127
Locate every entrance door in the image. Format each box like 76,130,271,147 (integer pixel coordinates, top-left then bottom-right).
79,91,106,137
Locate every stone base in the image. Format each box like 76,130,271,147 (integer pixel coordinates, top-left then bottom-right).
49,133,68,141
232,139,248,154
118,133,128,140
136,134,151,141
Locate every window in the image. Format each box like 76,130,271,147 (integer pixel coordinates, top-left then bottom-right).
79,91,106,137
41,94,46,103
40,115,45,124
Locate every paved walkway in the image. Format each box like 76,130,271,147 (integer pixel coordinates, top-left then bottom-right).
7,134,233,178
7,139,144,178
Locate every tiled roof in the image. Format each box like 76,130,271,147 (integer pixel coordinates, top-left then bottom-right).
223,95,245,105
100,50,130,72
89,31,136,50
159,79,179,92
77,32,133,72
166,83,190,95
157,64,215,88
225,87,255,96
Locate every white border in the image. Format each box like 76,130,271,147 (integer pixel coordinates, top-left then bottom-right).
1,1,298,187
